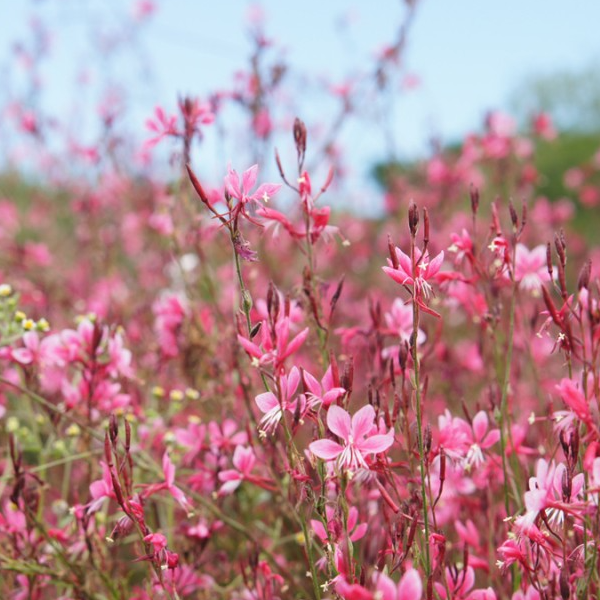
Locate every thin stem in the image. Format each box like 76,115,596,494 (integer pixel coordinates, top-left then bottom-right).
498,282,517,517
410,237,431,579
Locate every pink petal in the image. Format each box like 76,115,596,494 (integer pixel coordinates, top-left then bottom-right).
170,485,192,513
255,392,278,414
242,164,258,195
162,452,175,487
481,429,500,449
375,573,397,600
218,469,242,483
427,250,445,277
280,327,309,361
350,522,367,541
398,568,422,600
218,478,242,495
327,405,351,440
11,348,33,364
224,167,241,199
237,334,262,359
322,388,346,406
252,182,282,202
472,411,489,443
322,365,335,390
286,366,301,398
351,404,376,439
309,439,343,461
302,370,322,396
232,446,255,474
358,433,394,455
396,247,413,276
310,519,327,542
382,266,412,286
347,506,358,530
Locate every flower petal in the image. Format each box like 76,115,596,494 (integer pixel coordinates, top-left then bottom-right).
358,433,394,455
242,164,258,195
398,568,422,600
309,439,343,461
472,411,489,443
327,405,351,441
351,404,376,439
255,392,278,414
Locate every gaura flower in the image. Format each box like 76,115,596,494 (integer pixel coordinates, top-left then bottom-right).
383,247,444,317
309,405,393,471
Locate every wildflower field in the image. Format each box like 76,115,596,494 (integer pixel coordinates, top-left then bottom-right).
1,3,600,599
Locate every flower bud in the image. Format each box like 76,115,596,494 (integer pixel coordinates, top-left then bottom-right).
408,202,419,237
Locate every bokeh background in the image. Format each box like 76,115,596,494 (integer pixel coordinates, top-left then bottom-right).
2,0,600,214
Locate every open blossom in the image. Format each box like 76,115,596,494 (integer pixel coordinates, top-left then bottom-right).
512,243,555,293
384,297,426,346
238,317,309,370
463,411,500,470
515,458,584,533
143,453,194,516
310,505,367,545
383,247,444,317
224,164,281,208
255,366,302,433
302,365,346,409
218,446,256,495
309,404,394,471
556,378,592,425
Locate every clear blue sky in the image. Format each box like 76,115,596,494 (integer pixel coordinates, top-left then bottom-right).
1,0,600,209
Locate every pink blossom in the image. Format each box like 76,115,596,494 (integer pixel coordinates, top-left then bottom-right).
302,365,346,409
309,404,394,471
513,243,554,293
218,445,256,495
255,366,302,433
224,164,281,207
383,247,444,317
556,378,591,424
145,106,178,148
238,317,309,370
310,505,367,544
374,569,422,600
463,411,500,469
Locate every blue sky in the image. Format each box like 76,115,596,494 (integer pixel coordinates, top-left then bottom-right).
1,0,600,209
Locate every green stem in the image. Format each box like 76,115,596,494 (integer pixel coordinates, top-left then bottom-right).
498,283,517,517
412,302,431,578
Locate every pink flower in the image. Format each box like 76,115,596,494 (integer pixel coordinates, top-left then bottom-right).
532,112,556,141
309,405,394,471
374,569,422,600
556,378,591,424
87,461,115,514
255,366,302,433
384,298,426,345
238,318,309,370
463,411,500,469
143,532,168,552
11,332,43,365
224,164,281,208
383,247,444,317
516,458,584,533
310,505,367,544
162,452,194,516
145,106,178,148
218,446,256,495
513,244,554,293
302,366,346,409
